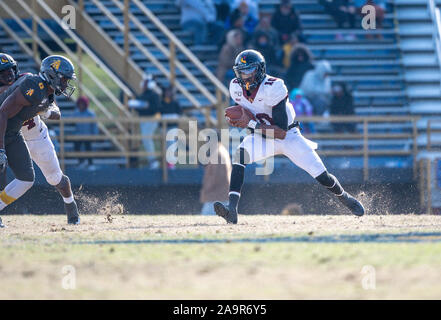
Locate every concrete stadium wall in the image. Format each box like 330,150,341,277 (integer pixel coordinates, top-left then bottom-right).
2,167,420,216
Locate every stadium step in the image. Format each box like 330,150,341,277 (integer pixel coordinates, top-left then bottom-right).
395,0,441,117
82,0,411,136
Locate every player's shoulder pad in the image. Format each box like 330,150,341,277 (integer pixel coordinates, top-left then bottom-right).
19,74,47,105
263,76,288,107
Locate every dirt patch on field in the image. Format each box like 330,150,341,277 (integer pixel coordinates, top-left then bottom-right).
1,215,441,242
75,191,124,222
1,215,441,299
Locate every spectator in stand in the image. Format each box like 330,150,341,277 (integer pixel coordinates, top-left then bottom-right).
226,13,250,46
228,0,259,38
319,0,357,39
134,74,162,169
271,0,303,45
73,96,99,170
251,31,281,76
300,60,333,116
176,0,217,45
281,33,299,70
254,12,280,50
284,43,314,92
231,0,259,21
216,29,244,85
159,85,182,117
214,0,233,24
329,82,356,133
216,0,252,50
289,88,315,133
159,85,182,169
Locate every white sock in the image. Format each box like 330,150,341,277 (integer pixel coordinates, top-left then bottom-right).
63,195,74,204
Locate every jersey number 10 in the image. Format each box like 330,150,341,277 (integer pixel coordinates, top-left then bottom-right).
256,113,274,125
23,119,36,130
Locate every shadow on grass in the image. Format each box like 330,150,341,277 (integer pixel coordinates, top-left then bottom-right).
76,231,441,245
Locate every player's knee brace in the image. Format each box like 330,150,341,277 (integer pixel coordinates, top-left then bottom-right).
315,171,344,196
46,169,63,186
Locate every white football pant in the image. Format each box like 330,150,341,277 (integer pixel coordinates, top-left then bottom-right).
238,128,327,178
25,126,63,186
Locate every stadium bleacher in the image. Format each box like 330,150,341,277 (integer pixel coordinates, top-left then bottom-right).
396,0,441,114
82,0,409,117
76,0,420,168
1,0,440,170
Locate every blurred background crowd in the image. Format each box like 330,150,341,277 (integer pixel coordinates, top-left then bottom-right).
176,0,387,130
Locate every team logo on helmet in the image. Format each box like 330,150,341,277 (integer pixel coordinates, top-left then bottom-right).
0,57,8,64
26,89,34,96
240,56,247,64
51,60,61,70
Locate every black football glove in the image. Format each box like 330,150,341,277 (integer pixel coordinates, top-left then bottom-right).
0,149,7,174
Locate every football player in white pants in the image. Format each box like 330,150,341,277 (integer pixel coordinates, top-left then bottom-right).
0,53,79,227
214,50,365,224
22,112,80,224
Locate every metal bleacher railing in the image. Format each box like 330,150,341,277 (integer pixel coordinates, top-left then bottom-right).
419,118,441,214
49,116,197,183
48,115,423,183
421,0,441,213
71,0,229,128
0,0,136,162
0,0,433,208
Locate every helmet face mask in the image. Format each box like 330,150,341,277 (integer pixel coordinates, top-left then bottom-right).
0,53,19,86
40,55,76,98
234,65,258,91
55,73,77,98
0,67,16,85
233,50,266,92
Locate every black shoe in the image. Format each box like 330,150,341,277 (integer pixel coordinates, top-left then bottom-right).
65,201,80,225
338,192,365,216
214,202,238,224
0,216,4,228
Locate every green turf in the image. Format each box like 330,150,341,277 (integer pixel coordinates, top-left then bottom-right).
1,215,441,299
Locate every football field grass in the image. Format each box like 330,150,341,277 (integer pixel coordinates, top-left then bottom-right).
1,214,441,299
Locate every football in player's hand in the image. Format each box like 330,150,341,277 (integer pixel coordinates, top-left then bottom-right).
225,105,255,127
225,105,244,121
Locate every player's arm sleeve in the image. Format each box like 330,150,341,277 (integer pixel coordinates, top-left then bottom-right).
19,77,44,106
272,98,288,131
